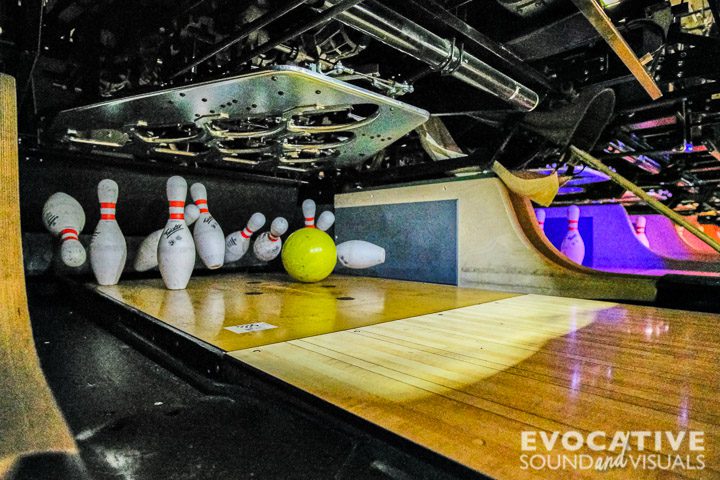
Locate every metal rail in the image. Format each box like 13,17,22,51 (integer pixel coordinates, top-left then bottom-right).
170,0,309,79
323,0,540,111
568,0,662,100
401,0,556,93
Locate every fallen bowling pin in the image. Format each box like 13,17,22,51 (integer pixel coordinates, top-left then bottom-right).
336,240,385,269
635,216,650,249
302,199,316,228
225,212,266,263
90,179,127,285
133,204,199,272
253,217,288,262
157,176,196,290
190,183,224,269
42,192,87,267
316,211,335,232
560,205,585,264
535,208,545,232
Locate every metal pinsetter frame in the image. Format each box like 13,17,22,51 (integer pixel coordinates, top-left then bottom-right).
47,66,429,172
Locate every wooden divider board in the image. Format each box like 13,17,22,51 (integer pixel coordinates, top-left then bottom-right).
231,294,720,479
336,177,658,301
96,274,516,352
0,75,76,474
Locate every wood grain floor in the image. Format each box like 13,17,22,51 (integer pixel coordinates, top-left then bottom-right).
97,273,720,478
231,294,720,479
96,273,515,351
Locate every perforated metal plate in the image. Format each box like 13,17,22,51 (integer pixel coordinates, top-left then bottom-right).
47,66,429,172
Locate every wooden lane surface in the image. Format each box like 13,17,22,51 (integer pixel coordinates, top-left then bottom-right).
231,294,720,479
0,74,76,474
95,273,516,352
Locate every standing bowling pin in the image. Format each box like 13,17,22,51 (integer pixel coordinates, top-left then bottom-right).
42,192,87,267
316,211,335,232
253,217,288,261
337,240,385,269
302,199,316,228
536,208,546,232
560,205,585,264
134,205,199,272
635,216,650,248
190,183,224,269
225,213,266,263
157,176,196,290
90,179,127,285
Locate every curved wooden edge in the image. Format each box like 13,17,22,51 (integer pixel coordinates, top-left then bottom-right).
507,190,657,301
0,74,76,468
336,176,656,301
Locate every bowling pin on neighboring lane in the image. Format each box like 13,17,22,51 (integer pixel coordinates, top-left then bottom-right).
560,205,585,264
337,240,385,269
42,192,87,267
225,212,266,263
253,217,288,262
316,211,335,232
190,183,224,269
536,208,546,232
302,199,316,228
157,176,196,290
134,204,200,272
90,179,127,285
635,216,650,248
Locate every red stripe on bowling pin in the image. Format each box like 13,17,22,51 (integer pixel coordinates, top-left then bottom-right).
568,220,578,231
305,217,315,228
241,226,255,239
195,199,209,214
168,200,185,220
61,228,79,241
100,201,116,220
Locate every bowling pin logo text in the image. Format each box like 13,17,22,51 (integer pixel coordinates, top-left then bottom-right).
163,224,184,239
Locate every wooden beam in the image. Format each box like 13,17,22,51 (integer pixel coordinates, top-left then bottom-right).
0,74,76,473
570,0,663,100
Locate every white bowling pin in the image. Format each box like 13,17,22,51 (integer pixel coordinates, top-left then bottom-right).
42,192,87,267
337,240,385,269
225,212,266,263
560,205,585,264
302,199,316,228
536,208,546,232
157,176,196,290
635,216,650,248
316,211,335,232
90,179,127,285
185,203,201,225
253,217,288,262
134,203,200,272
190,183,224,269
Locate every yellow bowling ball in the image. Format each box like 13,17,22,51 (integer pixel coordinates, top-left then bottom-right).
282,228,337,283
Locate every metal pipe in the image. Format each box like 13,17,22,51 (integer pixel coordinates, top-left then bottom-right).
323,0,540,111
400,0,556,93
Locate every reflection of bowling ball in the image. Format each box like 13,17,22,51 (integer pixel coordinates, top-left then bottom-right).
282,228,337,282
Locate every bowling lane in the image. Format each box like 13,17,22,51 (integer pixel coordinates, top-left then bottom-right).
93,273,516,351
230,294,720,480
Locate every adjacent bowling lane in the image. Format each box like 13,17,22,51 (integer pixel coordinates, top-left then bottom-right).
540,204,720,275
94,273,515,352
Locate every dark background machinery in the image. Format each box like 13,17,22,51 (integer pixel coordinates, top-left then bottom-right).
3,0,720,219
